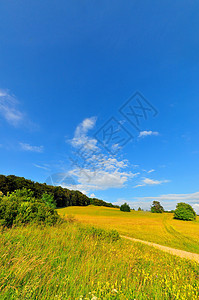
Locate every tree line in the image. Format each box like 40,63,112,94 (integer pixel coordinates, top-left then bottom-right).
0,175,120,209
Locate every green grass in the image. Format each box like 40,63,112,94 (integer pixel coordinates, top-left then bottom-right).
58,205,199,254
0,223,199,300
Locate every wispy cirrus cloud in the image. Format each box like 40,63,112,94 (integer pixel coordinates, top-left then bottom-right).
33,163,50,170
20,142,44,153
142,169,155,173
134,177,169,188
0,89,38,130
139,130,159,138
0,89,24,126
147,169,155,173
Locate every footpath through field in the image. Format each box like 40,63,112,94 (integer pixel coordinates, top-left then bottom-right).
121,235,199,263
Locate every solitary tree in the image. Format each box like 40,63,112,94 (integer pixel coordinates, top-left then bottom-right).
120,203,130,212
174,202,196,221
151,201,164,213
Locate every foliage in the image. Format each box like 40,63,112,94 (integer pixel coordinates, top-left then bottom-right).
0,223,199,299
151,201,164,213
120,202,131,212
0,174,119,209
174,202,196,221
138,207,143,211
41,192,56,209
0,188,60,227
90,197,120,208
0,174,90,208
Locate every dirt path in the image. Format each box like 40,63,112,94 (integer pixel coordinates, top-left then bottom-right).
121,235,199,263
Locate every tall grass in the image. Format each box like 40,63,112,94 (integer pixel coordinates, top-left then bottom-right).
0,223,199,299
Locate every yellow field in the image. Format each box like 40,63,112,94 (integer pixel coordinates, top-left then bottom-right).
58,205,199,254
1,223,199,299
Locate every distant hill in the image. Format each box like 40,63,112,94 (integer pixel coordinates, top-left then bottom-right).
0,174,119,209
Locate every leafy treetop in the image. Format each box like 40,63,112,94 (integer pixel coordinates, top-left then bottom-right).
174,202,196,221
151,201,164,213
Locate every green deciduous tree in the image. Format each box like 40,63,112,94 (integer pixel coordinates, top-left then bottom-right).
174,202,196,221
151,201,164,213
120,203,131,212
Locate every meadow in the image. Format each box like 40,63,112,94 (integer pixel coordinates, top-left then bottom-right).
58,205,199,254
0,222,199,300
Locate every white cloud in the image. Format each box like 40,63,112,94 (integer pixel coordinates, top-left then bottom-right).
33,163,49,170
116,192,199,212
136,192,199,202
139,131,159,138
66,167,138,193
134,192,199,212
147,169,155,173
193,204,199,214
142,169,155,173
0,89,24,126
70,117,97,148
90,193,96,198
0,89,38,130
20,143,44,153
134,177,169,188
65,117,139,192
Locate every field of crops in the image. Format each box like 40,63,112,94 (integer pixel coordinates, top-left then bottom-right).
58,205,199,254
0,223,199,300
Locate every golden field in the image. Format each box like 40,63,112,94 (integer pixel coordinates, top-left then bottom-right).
0,223,199,299
58,205,199,254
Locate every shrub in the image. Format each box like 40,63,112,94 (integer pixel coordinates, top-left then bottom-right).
120,203,131,212
0,188,60,227
41,192,56,209
174,202,196,221
151,201,164,213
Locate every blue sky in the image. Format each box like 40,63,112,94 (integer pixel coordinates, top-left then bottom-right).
0,1,199,212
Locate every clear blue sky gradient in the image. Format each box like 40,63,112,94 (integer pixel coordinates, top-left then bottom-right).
0,1,199,211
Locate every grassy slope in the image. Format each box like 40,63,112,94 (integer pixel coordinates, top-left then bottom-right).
0,223,199,300
58,205,199,254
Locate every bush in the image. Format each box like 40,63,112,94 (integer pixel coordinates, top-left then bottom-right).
41,192,56,209
120,203,131,212
0,188,60,227
174,202,196,221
